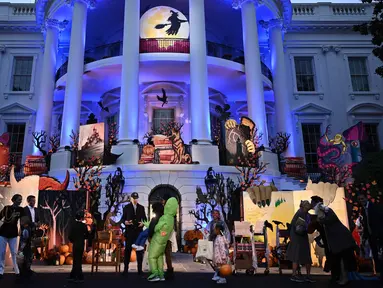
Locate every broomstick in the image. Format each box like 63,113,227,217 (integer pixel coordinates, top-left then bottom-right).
155,23,170,29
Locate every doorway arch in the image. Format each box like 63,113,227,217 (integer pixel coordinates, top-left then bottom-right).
148,185,182,247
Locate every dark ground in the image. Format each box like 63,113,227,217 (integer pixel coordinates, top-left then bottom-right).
0,272,381,288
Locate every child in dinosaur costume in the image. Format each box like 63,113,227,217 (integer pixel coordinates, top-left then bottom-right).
147,197,178,282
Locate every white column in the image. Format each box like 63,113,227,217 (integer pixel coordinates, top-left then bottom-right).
189,0,211,144
34,19,65,155
236,0,268,145
59,0,91,148
268,19,295,156
118,0,140,144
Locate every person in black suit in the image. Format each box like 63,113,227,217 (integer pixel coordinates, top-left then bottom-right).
21,195,40,276
358,193,383,285
67,210,91,283
121,192,147,276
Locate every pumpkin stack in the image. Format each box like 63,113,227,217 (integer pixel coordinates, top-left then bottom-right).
183,229,203,258
59,244,73,265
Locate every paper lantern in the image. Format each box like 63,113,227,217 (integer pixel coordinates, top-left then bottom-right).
220,264,232,276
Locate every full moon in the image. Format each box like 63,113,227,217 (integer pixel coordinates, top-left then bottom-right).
140,6,189,39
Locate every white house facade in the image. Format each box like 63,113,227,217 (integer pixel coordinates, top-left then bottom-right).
0,0,382,237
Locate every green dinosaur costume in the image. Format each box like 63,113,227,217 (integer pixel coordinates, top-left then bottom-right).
147,197,178,281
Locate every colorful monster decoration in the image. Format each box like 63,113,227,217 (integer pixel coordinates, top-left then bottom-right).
147,197,178,281
317,122,366,184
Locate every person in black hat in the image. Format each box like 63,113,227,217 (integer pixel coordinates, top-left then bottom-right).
121,192,147,276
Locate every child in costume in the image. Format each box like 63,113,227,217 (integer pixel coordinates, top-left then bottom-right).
212,224,230,284
132,202,164,251
147,197,178,282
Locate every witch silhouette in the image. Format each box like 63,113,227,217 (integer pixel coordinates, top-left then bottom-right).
155,10,187,36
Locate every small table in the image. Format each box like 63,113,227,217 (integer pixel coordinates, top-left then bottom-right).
91,237,122,273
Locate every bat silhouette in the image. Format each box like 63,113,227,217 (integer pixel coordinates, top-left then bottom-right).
97,101,109,113
272,220,285,227
157,88,168,107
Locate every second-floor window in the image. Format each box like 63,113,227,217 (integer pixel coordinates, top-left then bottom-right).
348,57,370,92
153,109,174,131
12,56,33,92
294,56,315,92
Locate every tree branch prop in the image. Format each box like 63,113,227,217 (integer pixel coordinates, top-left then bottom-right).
353,0,383,77
268,132,291,155
104,168,125,220
32,131,48,156
48,134,60,153
144,121,185,140
107,122,118,152
70,130,79,153
73,160,103,214
234,125,268,190
189,174,240,228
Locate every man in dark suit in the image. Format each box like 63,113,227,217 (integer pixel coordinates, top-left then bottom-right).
22,195,40,276
358,193,383,285
121,192,147,276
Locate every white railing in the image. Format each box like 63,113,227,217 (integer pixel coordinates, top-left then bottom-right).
293,5,315,16
292,3,371,21
12,6,36,16
332,5,366,16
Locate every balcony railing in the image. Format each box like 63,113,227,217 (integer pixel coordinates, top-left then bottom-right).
140,38,190,53
55,39,272,82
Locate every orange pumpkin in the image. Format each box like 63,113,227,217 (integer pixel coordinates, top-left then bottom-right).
143,145,155,155
183,230,203,241
59,255,65,265
130,249,136,262
64,252,70,257
60,245,69,254
68,243,73,253
65,256,73,265
220,264,232,277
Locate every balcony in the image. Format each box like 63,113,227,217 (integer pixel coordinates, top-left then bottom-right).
55,39,272,83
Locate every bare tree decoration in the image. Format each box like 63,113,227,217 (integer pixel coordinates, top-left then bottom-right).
269,132,291,155
32,130,61,156
73,159,103,215
70,130,80,154
103,167,127,223
32,131,48,156
189,169,239,227
40,193,70,247
235,126,268,191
